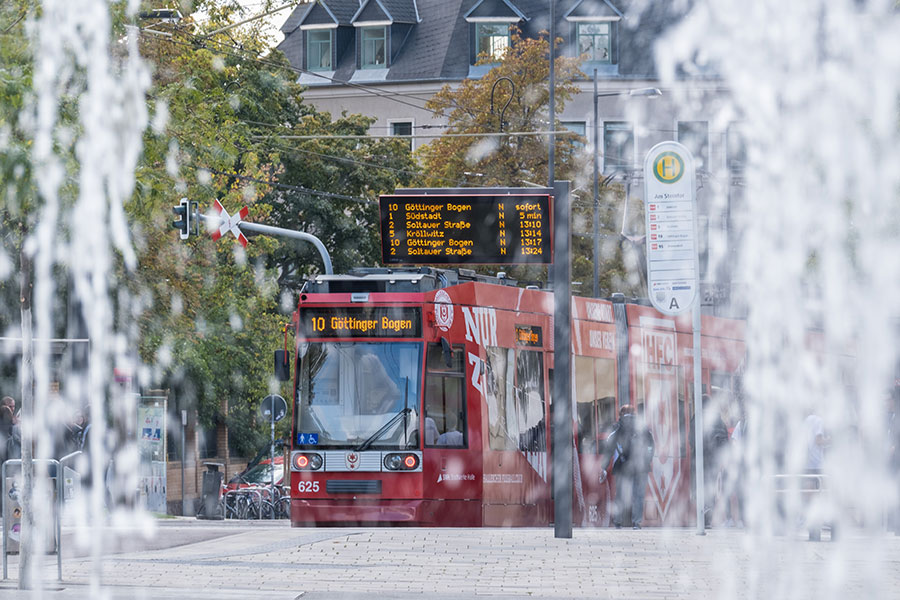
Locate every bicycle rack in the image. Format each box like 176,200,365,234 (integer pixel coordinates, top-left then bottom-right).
223,488,264,519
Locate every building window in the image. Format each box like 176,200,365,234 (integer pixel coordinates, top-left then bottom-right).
391,121,413,150
577,22,611,63
307,30,332,71
726,122,746,173
603,121,633,171
361,26,386,69
476,23,510,62
677,121,709,171
561,121,586,149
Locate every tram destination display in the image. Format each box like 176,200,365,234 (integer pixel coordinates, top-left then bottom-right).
300,306,422,338
379,194,552,265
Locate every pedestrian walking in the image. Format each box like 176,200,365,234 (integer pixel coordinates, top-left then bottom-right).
599,404,655,529
0,395,21,462
691,394,729,527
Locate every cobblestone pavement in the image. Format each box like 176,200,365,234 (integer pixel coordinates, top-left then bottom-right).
1,520,899,599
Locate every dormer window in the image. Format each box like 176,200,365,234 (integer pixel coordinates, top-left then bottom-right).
361,26,386,68
565,1,621,67
577,22,610,63
307,30,333,71
476,23,510,61
464,0,526,69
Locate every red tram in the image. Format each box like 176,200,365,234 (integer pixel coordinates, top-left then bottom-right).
284,268,744,527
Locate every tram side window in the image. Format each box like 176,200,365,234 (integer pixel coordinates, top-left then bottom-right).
574,356,597,452
424,343,466,447
574,356,617,453
515,350,546,452
711,371,736,430
485,346,516,450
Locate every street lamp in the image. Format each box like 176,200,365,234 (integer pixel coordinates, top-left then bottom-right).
592,71,661,297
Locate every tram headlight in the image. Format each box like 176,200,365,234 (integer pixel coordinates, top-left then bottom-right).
386,454,403,470
292,451,323,471
383,452,420,471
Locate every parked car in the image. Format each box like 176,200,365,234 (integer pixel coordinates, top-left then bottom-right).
226,455,284,491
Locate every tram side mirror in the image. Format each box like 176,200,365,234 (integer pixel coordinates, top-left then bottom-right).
440,337,453,369
274,350,292,381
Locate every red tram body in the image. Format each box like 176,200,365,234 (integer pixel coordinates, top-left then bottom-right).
287,269,744,527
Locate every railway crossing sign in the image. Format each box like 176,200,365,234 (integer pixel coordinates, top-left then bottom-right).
642,142,699,316
211,200,249,248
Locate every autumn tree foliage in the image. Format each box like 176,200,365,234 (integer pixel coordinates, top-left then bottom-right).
417,30,586,188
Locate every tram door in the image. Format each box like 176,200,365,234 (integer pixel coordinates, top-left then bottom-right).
573,356,616,526
420,343,481,525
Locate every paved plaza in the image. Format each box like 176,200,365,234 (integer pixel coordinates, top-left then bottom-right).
1,519,899,599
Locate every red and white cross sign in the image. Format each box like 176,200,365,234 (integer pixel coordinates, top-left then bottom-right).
210,200,249,247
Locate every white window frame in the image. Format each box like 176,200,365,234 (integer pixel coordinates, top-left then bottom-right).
360,26,387,69
475,23,510,62
577,22,611,64
388,118,415,151
602,121,634,172
676,120,709,172
306,29,333,71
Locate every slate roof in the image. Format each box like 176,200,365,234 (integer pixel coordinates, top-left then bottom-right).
351,0,419,24
464,0,528,22
564,0,622,20
380,0,421,23
298,3,340,28
353,0,391,24
278,0,685,83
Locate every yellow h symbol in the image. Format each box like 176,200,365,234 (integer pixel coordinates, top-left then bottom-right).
653,151,684,183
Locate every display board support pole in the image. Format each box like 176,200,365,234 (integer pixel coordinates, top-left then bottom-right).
552,180,573,539
692,299,705,535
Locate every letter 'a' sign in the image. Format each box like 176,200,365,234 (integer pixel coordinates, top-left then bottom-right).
643,142,698,316
379,194,552,265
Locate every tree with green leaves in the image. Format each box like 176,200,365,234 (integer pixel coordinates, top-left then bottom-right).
132,1,416,455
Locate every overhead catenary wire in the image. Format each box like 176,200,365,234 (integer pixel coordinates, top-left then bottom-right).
155,32,437,115
143,22,617,192
253,130,579,141
199,167,376,204
149,26,586,132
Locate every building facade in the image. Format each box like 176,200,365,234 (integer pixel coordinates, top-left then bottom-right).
278,0,745,312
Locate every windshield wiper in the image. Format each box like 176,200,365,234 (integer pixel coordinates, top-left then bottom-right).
355,407,413,452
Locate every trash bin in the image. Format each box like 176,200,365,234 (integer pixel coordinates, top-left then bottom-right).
198,462,224,520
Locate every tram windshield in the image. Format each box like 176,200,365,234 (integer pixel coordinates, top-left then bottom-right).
295,341,422,449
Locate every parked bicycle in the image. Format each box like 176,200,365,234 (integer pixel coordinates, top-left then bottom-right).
221,484,289,520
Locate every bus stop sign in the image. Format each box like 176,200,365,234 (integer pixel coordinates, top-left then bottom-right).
642,141,699,315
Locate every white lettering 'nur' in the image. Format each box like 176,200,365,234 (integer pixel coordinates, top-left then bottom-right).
462,306,498,347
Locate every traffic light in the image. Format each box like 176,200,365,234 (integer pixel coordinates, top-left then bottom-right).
172,198,190,239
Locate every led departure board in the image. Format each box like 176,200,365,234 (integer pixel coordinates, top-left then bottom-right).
379,194,552,265
299,307,422,338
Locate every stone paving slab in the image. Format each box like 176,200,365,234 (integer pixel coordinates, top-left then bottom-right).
1,521,899,599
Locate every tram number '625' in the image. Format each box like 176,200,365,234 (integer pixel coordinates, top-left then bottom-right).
298,481,320,493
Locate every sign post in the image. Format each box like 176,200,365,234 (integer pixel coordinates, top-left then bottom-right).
550,180,573,539
642,141,705,535
260,395,287,495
